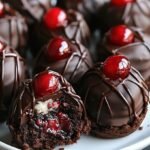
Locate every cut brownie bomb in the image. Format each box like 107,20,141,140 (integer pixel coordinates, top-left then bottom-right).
79,55,149,138
8,70,90,149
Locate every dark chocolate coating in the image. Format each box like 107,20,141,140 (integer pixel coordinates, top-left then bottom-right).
33,40,93,85
5,0,57,24
98,0,150,34
0,38,27,122
79,64,149,138
31,9,91,55
0,3,28,55
8,70,90,149
98,29,150,86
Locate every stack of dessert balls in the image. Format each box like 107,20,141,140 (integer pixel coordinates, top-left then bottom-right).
0,0,149,149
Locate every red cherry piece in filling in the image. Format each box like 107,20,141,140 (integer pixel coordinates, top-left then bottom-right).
43,121,48,130
47,37,72,62
35,119,43,127
47,119,60,132
111,0,134,7
33,71,59,98
108,25,134,46
47,101,60,109
43,7,67,30
0,2,4,17
58,112,71,131
103,55,131,80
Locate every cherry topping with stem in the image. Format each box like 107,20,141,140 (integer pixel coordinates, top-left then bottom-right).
103,55,131,80
111,0,135,7
43,7,67,30
47,37,72,62
108,25,135,46
33,71,60,98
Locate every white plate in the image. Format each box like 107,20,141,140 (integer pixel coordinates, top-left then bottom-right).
0,106,150,150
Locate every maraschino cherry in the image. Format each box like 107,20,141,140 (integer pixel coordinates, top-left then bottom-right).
43,7,67,30
33,71,59,98
108,25,134,46
47,37,72,62
103,55,131,80
111,0,135,7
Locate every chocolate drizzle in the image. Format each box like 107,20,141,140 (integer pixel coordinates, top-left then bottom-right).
79,64,149,133
8,70,90,149
34,40,93,85
0,39,26,122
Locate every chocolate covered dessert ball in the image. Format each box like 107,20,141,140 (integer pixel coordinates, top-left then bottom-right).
98,25,150,88
5,0,57,24
8,70,90,149
33,37,93,85
98,25,145,60
79,55,149,138
31,7,91,54
98,0,150,34
0,2,28,55
0,38,27,122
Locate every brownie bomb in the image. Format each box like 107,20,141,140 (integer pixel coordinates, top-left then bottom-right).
98,25,150,88
8,70,90,149
31,7,91,54
0,38,27,122
98,0,150,34
79,55,149,138
33,37,93,86
0,2,28,55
